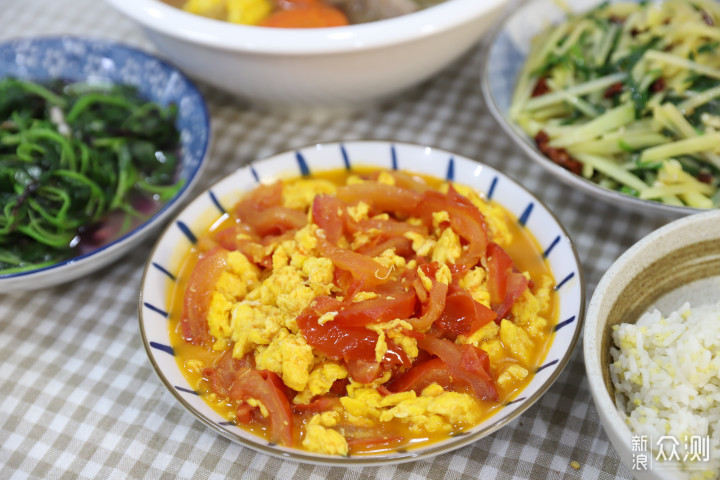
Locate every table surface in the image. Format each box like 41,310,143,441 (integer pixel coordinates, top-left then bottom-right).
0,1,673,478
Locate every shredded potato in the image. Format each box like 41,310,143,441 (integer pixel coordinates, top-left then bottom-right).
511,0,720,208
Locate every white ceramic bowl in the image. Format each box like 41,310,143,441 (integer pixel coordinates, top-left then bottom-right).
584,210,720,479
482,0,704,218
0,36,209,293
104,0,508,109
139,140,585,465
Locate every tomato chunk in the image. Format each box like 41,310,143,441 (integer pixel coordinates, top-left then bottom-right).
334,288,416,326
228,369,293,447
435,288,497,340
388,357,452,393
316,235,391,287
297,296,378,362
417,334,497,401
312,194,349,244
487,243,528,319
336,182,423,216
417,186,488,274
181,246,228,345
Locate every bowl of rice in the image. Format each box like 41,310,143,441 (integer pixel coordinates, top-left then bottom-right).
584,209,720,479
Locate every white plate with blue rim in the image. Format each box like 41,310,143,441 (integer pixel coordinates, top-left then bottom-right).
0,36,209,293
139,140,584,465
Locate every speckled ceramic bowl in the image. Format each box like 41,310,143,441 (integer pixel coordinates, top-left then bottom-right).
139,140,585,465
584,209,720,479
0,36,209,293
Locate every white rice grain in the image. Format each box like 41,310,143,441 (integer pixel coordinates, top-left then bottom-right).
610,301,720,479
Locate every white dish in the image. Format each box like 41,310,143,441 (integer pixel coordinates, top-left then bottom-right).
105,0,509,109
139,140,585,465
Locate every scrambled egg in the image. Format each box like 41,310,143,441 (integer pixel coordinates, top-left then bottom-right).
190,172,556,456
340,383,482,433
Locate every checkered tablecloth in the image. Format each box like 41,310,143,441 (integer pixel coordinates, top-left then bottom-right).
0,1,671,478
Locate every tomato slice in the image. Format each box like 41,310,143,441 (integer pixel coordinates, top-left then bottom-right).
435,288,497,340
234,181,282,221
345,359,382,383
354,235,413,259
312,194,350,244
417,334,497,401
487,243,528,319
417,187,488,275
388,357,452,393
336,182,423,216
228,369,294,447
297,297,378,362
244,206,307,237
334,288,416,326
291,395,342,414
316,235,391,287
181,246,228,345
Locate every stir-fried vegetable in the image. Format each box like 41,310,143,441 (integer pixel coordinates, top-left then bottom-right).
0,77,183,274
511,0,720,208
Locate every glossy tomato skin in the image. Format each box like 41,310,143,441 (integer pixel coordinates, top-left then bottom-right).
228,369,294,447
181,246,228,345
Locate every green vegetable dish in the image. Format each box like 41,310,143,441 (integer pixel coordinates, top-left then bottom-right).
510,0,720,208
0,78,183,274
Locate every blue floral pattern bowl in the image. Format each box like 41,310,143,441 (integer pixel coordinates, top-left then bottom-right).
0,36,209,293
139,140,585,465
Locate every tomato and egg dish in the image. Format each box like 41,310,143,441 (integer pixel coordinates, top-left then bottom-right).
169,168,557,456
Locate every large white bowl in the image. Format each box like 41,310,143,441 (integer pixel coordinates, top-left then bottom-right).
584,210,720,479
482,0,705,218
139,140,585,465
0,36,209,293
104,0,508,109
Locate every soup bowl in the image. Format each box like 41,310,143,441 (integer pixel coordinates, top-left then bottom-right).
105,0,509,109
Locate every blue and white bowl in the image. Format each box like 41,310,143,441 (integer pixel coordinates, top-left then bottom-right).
0,36,209,293
139,140,585,465
481,0,699,218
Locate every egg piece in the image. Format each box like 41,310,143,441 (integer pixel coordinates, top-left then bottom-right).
497,364,529,388
404,231,435,257
282,178,337,210
366,319,418,364
511,288,549,338
294,362,348,404
458,266,491,307
230,303,283,358
378,389,482,433
374,248,407,271
499,319,535,365
346,201,370,223
431,227,462,265
206,251,261,350
301,412,348,456
254,329,315,392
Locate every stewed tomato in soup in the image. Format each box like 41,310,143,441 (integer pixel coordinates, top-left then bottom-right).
168,168,557,456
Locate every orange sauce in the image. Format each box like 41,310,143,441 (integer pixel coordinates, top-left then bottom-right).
167,167,558,455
